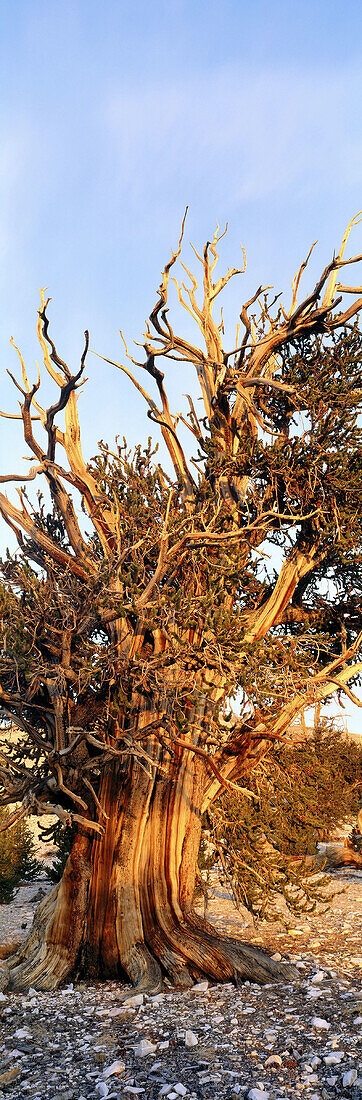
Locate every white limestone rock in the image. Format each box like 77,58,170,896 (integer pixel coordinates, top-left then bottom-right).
185,1029,198,1046
103,1059,126,1078
95,1084,109,1099
324,1051,344,1064
343,1068,358,1086
123,993,144,1006
133,1039,157,1057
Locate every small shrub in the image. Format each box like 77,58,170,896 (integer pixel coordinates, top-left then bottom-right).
0,810,40,904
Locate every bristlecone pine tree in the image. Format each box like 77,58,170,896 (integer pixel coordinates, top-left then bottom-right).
0,213,361,993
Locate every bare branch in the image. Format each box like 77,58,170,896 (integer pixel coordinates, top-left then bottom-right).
0,490,90,580
322,211,362,308
171,734,258,799
290,241,318,313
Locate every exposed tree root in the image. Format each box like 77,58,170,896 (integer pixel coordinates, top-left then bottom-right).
117,943,164,997
147,912,299,989
1,837,92,992
0,899,298,994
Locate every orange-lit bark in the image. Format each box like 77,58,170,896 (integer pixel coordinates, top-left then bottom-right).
2,730,296,993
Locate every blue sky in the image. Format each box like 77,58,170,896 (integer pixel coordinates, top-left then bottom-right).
0,0,362,730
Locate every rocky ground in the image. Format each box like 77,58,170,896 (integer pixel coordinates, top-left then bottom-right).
0,871,361,1100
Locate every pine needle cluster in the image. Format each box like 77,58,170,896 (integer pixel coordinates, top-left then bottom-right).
203,727,362,921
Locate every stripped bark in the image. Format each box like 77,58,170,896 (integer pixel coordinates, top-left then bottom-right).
3,735,296,993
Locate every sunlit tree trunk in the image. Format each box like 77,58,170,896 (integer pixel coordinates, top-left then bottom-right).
3,705,296,993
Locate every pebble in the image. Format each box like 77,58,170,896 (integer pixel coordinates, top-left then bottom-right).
311,970,326,984
343,1067,358,1086
311,1016,331,1029
133,1039,157,1057
102,1059,126,1078
184,1030,198,1046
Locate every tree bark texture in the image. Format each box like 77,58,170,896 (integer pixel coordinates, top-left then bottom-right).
1,720,296,993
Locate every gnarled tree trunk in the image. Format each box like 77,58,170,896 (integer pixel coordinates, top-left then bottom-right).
1,725,296,993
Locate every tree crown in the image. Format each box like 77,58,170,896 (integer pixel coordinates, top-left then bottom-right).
0,214,361,834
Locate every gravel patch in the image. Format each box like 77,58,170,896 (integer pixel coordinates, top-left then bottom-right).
0,875,360,1099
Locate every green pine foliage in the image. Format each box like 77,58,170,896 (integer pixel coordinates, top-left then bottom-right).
203,727,362,922
45,822,75,883
0,809,39,904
